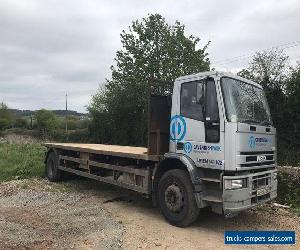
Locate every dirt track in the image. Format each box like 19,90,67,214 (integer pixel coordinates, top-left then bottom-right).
0,178,298,250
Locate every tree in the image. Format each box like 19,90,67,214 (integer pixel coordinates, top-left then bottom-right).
15,117,27,128
89,14,210,146
285,64,300,161
238,49,289,90
0,118,10,131
238,50,290,132
35,109,58,136
0,102,13,131
238,50,300,165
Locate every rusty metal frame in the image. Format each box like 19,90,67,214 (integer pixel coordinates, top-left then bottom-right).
58,154,151,194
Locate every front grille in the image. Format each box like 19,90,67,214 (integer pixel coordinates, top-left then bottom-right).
246,155,274,162
240,161,275,167
240,151,274,155
246,156,257,162
238,150,275,168
251,173,272,204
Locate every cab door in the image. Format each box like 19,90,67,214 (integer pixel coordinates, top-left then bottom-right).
178,80,206,145
175,78,223,169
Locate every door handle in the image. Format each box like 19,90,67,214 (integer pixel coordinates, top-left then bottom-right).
211,122,219,126
206,121,219,127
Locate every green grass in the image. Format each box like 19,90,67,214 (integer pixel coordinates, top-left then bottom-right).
0,143,46,182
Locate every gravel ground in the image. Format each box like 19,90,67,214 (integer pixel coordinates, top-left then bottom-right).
0,178,299,250
0,179,123,249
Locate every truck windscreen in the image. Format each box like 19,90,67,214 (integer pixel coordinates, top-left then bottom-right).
221,77,272,126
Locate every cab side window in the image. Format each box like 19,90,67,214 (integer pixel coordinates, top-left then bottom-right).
180,81,205,121
205,79,220,143
206,79,219,122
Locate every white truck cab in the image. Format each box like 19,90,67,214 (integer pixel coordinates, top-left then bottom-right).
166,71,277,216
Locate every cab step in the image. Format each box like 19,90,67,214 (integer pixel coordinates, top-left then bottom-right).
202,195,222,203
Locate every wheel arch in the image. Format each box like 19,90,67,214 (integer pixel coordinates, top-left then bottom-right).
152,153,202,206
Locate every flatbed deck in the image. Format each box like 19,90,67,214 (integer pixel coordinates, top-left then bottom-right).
45,143,160,161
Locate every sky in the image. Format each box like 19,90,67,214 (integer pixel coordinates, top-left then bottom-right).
0,0,299,113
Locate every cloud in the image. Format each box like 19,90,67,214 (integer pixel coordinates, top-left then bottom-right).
0,0,299,112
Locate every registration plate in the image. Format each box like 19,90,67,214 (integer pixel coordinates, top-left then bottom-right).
257,187,269,196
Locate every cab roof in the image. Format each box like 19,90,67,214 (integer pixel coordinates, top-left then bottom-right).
174,71,262,89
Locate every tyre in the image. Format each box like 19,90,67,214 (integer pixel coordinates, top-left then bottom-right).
46,151,63,182
157,169,199,227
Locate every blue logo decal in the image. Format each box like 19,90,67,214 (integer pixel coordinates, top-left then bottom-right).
249,135,271,148
249,135,256,148
170,115,187,141
184,142,192,153
193,144,221,152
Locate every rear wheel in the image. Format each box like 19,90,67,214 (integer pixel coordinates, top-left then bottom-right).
157,169,199,227
46,151,63,182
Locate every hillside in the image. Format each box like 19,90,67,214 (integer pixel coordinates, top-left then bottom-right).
8,109,87,118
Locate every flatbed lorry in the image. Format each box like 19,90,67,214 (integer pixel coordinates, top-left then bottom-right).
45,71,277,227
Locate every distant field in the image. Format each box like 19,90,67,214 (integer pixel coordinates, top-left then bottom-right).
0,142,46,182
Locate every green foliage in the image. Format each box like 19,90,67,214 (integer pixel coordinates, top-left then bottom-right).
0,102,13,131
238,49,289,90
15,117,27,129
277,170,300,208
278,147,300,167
239,50,300,166
56,116,90,131
0,143,46,182
0,102,12,120
76,118,90,129
35,109,58,136
285,64,300,151
66,117,77,130
0,118,10,131
89,14,210,146
52,128,90,143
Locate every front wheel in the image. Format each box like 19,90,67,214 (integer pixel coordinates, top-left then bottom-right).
157,169,199,227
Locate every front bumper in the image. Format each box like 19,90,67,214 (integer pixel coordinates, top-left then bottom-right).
223,169,277,214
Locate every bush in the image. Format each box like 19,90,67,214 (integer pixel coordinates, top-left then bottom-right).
15,117,27,129
2,128,40,139
35,110,58,132
0,102,13,129
0,118,10,131
278,146,300,167
77,119,90,129
277,168,300,208
57,117,90,131
51,129,90,143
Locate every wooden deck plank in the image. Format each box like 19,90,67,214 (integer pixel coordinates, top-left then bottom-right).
44,143,160,161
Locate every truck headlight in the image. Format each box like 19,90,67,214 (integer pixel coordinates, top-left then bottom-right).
224,178,247,190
